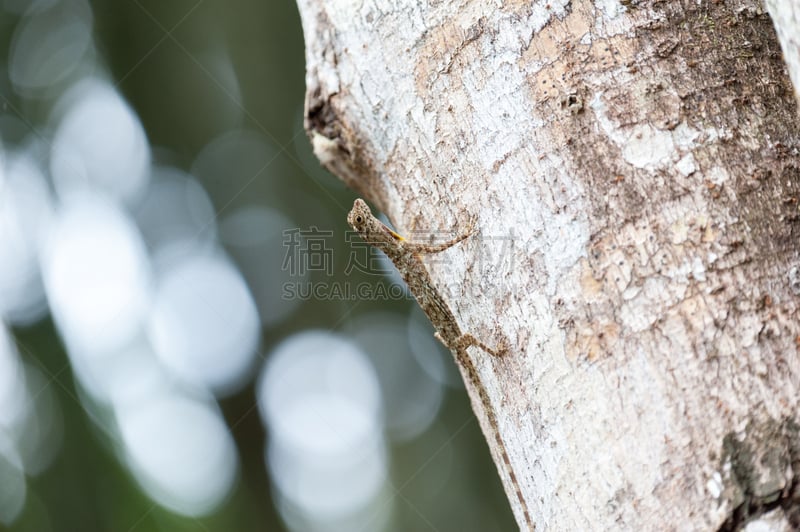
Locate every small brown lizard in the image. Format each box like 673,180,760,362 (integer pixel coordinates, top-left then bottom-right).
347,198,533,531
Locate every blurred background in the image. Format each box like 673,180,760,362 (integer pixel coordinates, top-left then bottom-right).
0,0,515,530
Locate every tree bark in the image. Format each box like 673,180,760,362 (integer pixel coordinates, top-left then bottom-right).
298,0,800,529
765,1,800,105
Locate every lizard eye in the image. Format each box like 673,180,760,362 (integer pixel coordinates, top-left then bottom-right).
355,215,363,224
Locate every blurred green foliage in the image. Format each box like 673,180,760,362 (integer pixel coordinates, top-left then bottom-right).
2,0,516,530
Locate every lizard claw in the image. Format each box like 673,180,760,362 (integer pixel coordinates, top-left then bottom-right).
464,214,478,239
494,337,511,357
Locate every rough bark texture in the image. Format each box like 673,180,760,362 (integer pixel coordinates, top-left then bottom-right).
298,0,800,529
765,1,800,105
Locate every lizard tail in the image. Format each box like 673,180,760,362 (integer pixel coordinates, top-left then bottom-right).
454,349,535,531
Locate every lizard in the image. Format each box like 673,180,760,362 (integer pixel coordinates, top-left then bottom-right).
347,198,534,531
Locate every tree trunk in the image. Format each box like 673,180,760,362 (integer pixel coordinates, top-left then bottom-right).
297,0,800,529
765,1,800,105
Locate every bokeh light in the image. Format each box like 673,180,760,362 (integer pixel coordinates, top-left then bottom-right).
0,323,27,525
0,323,27,442
0,431,26,527
220,205,304,326
348,313,444,443
40,193,150,355
191,129,279,210
14,365,63,476
0,152,53,325
117,392,238,517
8,0,94,96
50,78,150,203
133,166,218,257
258,331,388,529
148,252,259,396
0,1,514,530
0,320,63,503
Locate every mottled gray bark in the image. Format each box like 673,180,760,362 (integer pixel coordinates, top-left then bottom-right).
766,1,800,105
298,0,800,529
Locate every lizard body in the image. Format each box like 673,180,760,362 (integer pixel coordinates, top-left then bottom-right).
347,198,533,531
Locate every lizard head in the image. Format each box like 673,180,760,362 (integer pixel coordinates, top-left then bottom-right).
348,198,404,241
347,198,372,232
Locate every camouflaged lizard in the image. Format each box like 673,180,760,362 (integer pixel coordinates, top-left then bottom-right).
347,198,533,530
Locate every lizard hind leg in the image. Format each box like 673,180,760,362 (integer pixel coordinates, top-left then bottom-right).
453,333,508,357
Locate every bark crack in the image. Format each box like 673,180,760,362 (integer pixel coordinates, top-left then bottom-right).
717,419,800,531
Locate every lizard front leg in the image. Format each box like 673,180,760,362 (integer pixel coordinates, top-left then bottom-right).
404,217,476,255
